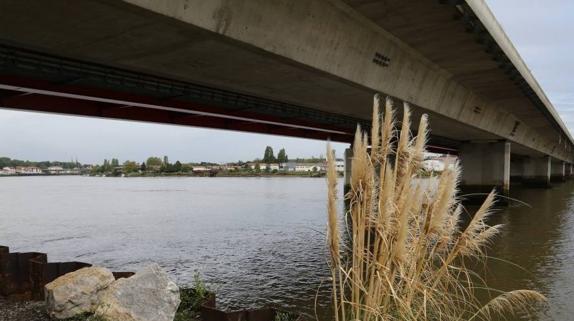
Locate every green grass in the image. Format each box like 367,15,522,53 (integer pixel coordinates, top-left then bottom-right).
175,272,210,321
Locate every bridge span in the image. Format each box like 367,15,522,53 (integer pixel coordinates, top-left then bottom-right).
0,0,572,194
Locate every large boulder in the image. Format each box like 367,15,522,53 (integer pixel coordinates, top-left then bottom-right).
95,263,180,321
45,266,115,319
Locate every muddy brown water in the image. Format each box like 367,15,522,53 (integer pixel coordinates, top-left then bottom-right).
1,176,573,320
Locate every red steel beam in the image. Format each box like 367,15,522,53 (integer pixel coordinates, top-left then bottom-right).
0,91,354,142
0,75,458,153
0,75,356,142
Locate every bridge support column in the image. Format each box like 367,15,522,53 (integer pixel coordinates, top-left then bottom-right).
551,159,566,182
522,156,551,187
344,148,352,194
459,141,510,197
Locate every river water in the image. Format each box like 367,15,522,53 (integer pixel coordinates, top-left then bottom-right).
1,176,573,320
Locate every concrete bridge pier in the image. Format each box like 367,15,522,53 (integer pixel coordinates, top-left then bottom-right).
551,159,566,182
459,141,511,197
344,148,353,194
522,156,552,188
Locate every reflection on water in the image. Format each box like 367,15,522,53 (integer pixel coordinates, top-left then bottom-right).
483,182,574,320
1,176,574,320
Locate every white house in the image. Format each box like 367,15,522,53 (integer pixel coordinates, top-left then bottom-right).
47,166,64,174
15,166,43,175
248,163,280,170
422,159,445,172
266,163,280,171
335,159,345,172
1,167,16,175
295,163,325,172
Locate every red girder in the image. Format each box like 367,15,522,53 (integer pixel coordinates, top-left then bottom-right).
0,75,457,153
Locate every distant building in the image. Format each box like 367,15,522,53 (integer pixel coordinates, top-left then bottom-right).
266,163,280,171
221,164,239,171
283,162,320,172
335,159,345,172
63,168,81,175
422,159,445,172
247,163,280,170
1,167,16,175
15,166,43,175
192,166,210,172
47,166,64,174
422,154,457,172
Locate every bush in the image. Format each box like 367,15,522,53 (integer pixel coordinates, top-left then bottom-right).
175,272,210,321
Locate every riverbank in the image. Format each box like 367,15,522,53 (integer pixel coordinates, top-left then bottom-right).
0,174,82,178
91,171,337,178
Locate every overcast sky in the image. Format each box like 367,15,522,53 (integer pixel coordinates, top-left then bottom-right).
0,0,572,164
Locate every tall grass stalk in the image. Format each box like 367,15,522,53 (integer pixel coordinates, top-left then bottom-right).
326,94,546,321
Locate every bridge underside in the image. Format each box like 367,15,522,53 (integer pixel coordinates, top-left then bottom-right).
0,0,571,166
0,1,549,158
0,45,460,153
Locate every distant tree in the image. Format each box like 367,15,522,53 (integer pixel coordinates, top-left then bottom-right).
140,162,147,172
277,148,288,163
123,161,138,173
146,157,162,167
255,163,261,172
102,159,111,173
0,157,11,168
263,146,275,163
160,156,171,172
174,161,183,172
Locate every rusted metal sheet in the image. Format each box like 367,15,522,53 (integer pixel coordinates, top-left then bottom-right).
0,245,131,301
201,307,276,321
0,246,50,300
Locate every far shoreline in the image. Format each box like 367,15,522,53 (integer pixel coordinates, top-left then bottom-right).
89,171,338,178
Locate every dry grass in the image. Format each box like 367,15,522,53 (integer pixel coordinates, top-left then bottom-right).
326,94,546,321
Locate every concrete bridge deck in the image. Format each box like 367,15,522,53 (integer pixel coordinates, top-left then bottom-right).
0,0,572,193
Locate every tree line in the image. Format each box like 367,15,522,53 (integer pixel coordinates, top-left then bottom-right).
0,157,81,169
91,156,187,176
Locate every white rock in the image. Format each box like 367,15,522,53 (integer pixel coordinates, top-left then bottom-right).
95,263,180,321
45,266,115,319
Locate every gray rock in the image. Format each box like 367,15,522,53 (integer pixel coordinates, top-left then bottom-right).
95,263,180,321
45,267,115,319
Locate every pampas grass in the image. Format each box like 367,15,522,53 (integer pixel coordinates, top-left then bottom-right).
326,94,546,321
